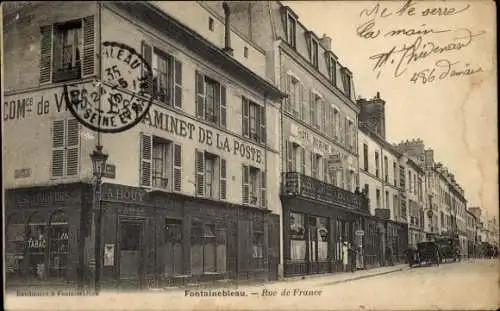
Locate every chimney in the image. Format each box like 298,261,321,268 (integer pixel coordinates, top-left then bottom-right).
320,33,332,50
376,91,380,99
222,2,233,55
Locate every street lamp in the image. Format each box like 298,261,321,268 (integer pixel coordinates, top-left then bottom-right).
90,144,108,295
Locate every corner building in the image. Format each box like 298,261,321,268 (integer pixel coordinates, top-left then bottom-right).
3,2,285,290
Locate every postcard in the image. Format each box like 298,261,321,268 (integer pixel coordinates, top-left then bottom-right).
2,1,498,310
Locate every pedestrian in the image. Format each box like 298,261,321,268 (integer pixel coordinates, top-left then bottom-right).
342,241,349,272
348,242,357,272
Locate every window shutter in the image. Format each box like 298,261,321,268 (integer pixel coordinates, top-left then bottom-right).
173,144,182,192
310,152,315,177
321,101,326,132
195,150,205,196
300,147,306,174
82,15,96,78
260,170,267,208
140,133,153,187
242,165,249,204
344,117,349,146
219,158,227,200
299,83,305,121
309,91,314,126
259,104,266,144
323,157,329,182
173,59,183,108
220,85,227,128
40,25,53,83
141,41,153,97
51,120,65,177
286,141,293,172
242,97,249,137
285,75,291,113
195,71,205,118
66,119,80,176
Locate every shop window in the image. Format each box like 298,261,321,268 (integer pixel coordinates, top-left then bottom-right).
48,211,69,279
6,214,26,281
26,213,47,280
160,218,183,277
289,212,306,261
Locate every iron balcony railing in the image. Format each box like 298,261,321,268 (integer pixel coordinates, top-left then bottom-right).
281,172,367,211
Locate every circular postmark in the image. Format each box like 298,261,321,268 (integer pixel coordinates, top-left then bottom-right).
64,41,153,133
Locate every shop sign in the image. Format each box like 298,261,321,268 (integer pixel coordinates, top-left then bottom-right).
102,183,147,203
355,230,365,236
28,238,46,249
103,164,116,179
104,244,115,266
12,189,77,207
328,153,343,172
142,106,264,164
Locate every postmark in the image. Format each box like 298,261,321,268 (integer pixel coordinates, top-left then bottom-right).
64,41,153,133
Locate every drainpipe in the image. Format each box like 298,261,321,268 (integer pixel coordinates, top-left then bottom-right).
222,2,233,56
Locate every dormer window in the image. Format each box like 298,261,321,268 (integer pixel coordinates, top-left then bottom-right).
282,7,298,49
310,38,319,68
328,55,337,86
341,68,352,99
287,14,296,48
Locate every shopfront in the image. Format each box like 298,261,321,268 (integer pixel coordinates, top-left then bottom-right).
5,183,90,288
98,183,278,290
282,195,377,277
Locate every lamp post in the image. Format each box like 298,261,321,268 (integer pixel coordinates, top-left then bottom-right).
90,144,108,295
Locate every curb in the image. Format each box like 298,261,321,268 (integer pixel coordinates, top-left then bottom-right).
317,267,405,286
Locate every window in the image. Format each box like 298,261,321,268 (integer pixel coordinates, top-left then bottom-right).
310,38,319,68
376,189,381,209
346,119,354,150
399,165,406,189
40,16,94,84
208,17,214,31
310,92,320,128
242,165,266,207
342,70,352,98
140,134,182,192
393,162,397,185
363,144,368,171
384,156,388,182
196,72,226,127
51,119,80,178
252,231,264,259
286,141,304,173
289,212,305,260
195,150,226,200
288,77,302,118
408,171,412,193
385,191,389,209
333,109,340,139
286,13,297,48
375,152,380,178
311,153,320,179
329,56,337,85
242,97,266,143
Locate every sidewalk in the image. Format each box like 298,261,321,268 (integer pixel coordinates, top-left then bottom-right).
158,264,408,292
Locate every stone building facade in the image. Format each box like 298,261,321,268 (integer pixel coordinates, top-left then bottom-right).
3,1,285,289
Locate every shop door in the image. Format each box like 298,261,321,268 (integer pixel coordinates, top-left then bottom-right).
119,220,144,290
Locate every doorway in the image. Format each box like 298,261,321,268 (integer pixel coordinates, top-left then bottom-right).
118,219,144,290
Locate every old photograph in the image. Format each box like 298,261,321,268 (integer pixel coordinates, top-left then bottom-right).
2,1,498,310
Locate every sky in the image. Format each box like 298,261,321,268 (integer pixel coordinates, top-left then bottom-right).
284,0,498,220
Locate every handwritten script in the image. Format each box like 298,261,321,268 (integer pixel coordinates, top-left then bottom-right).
356,0,485,85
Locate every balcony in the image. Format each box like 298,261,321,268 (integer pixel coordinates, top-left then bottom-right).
281,172,366,211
